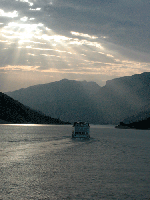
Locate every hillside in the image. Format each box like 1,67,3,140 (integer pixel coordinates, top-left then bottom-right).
94,72,150,123
7,79,103,124
116,117,150,130
6,72,150,124
115,103,150,129
121,104,150,124
0,92,69,124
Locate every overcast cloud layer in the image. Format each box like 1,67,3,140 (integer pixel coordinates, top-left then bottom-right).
0,0,150,92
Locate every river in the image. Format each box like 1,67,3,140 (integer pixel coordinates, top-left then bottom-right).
0,124,150,199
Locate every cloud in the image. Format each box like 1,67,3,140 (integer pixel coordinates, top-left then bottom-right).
70,31,98,39
0,0,150,92
0,9,18,18
43,0,150,53
16,0,34,7
0,65,40,71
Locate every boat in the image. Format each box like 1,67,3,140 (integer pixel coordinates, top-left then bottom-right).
72,122,90,139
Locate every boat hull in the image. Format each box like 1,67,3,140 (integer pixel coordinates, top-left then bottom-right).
72,133,90,139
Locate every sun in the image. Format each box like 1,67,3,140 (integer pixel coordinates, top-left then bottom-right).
2,22,44,43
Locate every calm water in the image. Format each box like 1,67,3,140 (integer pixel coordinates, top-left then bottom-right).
0,124,150,200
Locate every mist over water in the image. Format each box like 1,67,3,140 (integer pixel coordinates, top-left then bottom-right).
1,124,150,199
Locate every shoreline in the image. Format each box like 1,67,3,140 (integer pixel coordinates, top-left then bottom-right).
115,125,150,130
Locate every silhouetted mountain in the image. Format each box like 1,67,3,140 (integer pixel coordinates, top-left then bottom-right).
0,119,8,124
7,79,103,124
94,72,150,123
116,109,150,130
115,103,150,129
6,72,150,124
0,92,69,124
116,118,150,129
121,104,150,124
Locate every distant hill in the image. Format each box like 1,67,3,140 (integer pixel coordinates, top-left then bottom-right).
121,104,150,124
115,103,150,129
6,72,150,124
0,119,9,124
7,79,103,124
94,72,150,123
116,118,150,129
0,92,69,124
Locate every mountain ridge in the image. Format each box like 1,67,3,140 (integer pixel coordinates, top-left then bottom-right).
0,92,69,124
6,72,150,124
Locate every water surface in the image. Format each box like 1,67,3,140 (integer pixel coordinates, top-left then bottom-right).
0,124,150,199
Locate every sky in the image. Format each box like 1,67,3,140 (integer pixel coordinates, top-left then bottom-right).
0,0,150,92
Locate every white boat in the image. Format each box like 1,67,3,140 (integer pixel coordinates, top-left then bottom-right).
72,122,90,139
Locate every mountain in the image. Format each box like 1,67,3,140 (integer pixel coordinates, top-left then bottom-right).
0,92,69,124
116,106,150,129
6,79,103,124
94,72,150,123
6,72,150,124
115,103,150,129
116,117,150,129
0,119,8,124
121,103,150,124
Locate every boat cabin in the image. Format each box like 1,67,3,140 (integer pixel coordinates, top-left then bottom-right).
72,122,90,138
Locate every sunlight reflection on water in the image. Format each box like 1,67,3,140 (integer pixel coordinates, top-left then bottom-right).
0,124,150,199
